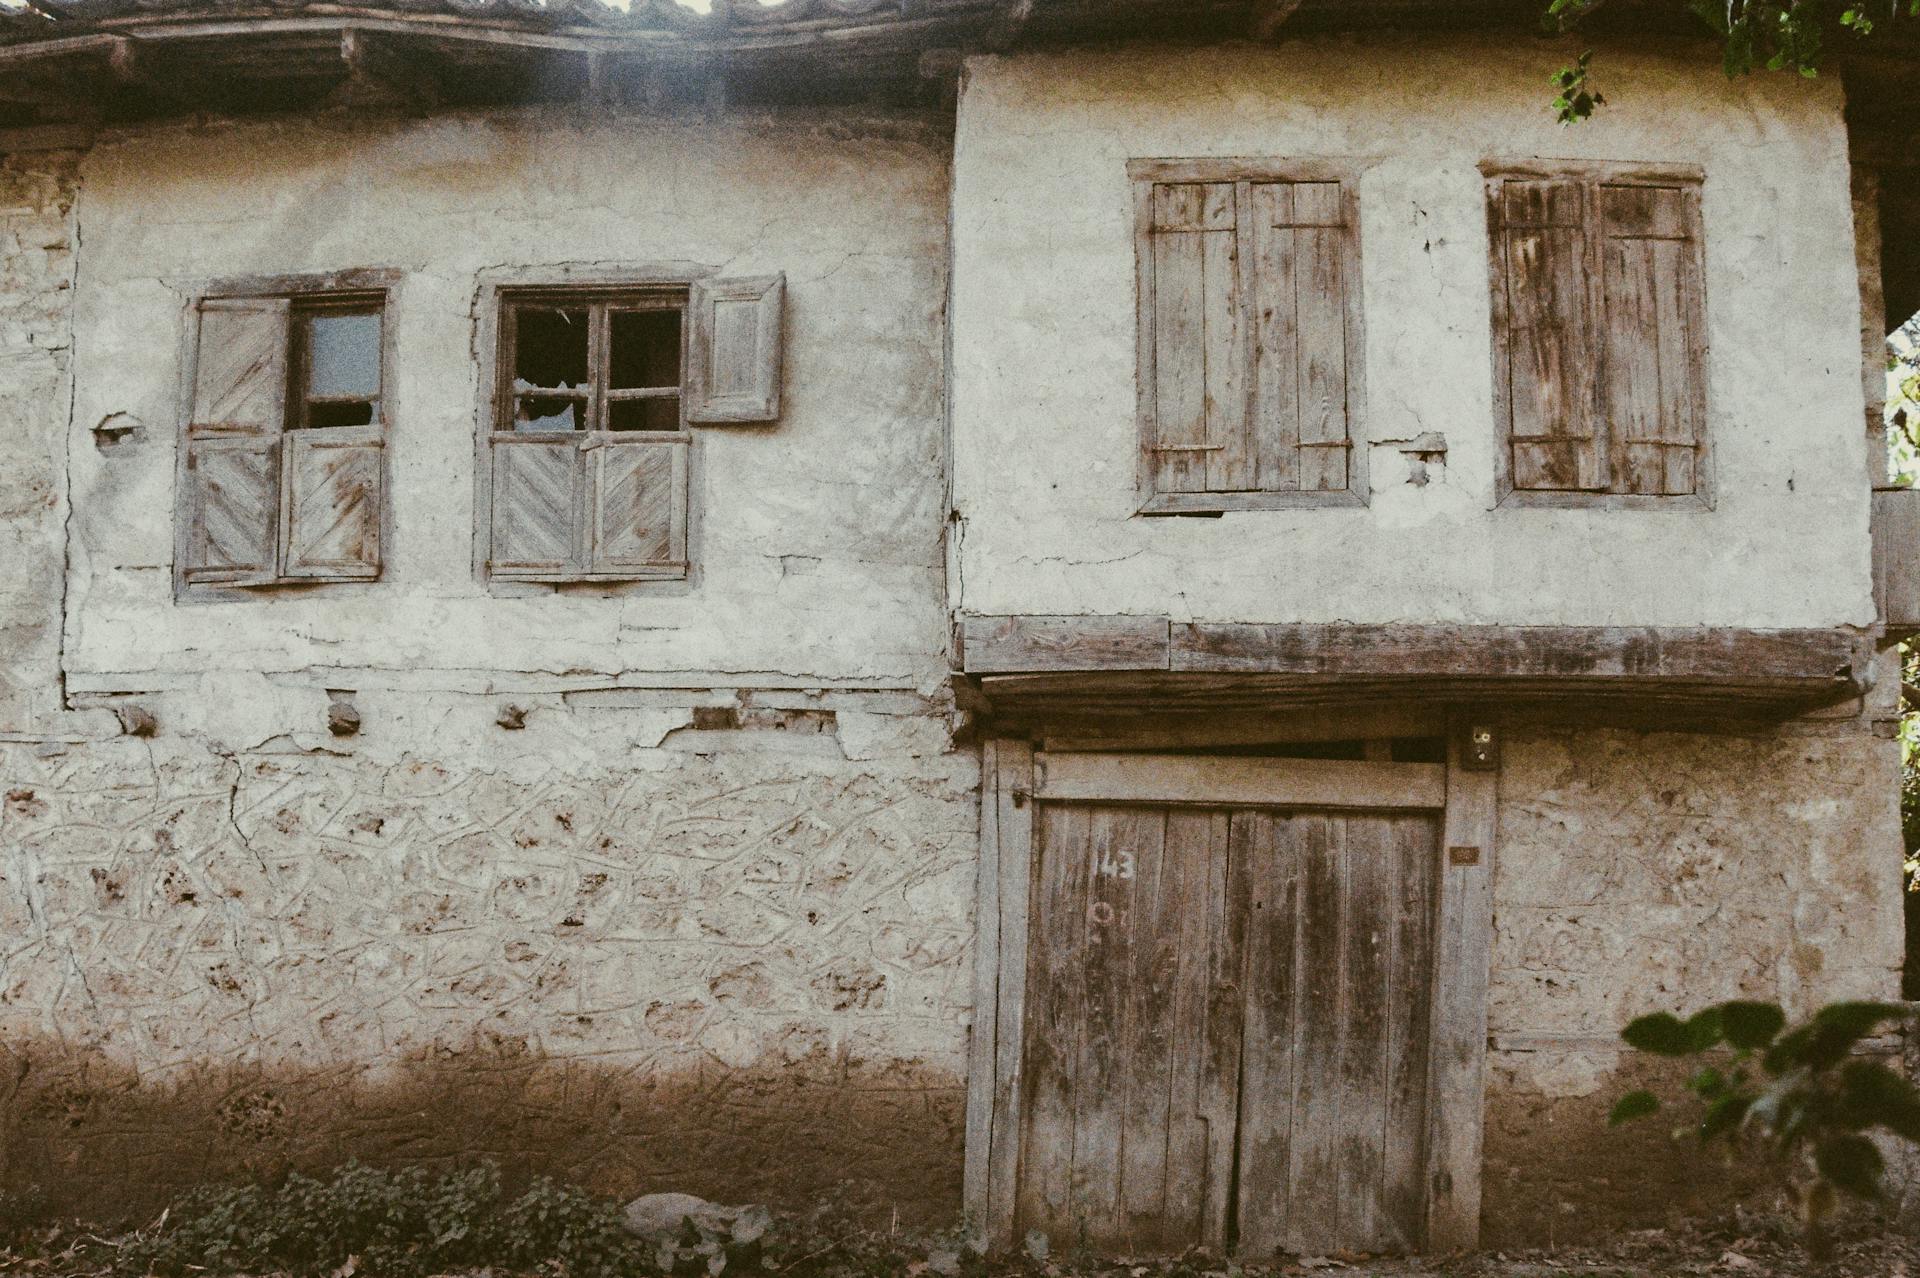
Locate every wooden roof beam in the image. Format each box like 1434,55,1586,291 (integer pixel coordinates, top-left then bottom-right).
1250,0,1305,40
329,26,441,111
982,0,1032,51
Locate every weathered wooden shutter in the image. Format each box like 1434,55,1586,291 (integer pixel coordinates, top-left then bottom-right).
490,434,584,577
1146,182,1239,494
282,425,384,578
1246,180,1357,492
1598,183,1705,496
1490,178,1603,492
590,436,689,575
181,297,289,585
686,274,785,423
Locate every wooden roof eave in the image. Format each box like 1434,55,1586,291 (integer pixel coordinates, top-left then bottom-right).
954,613,1876,731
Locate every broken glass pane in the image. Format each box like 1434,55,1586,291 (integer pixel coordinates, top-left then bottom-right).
514,308,590,389
309,401,376,428
306,312,381,399
609,308,682,389
515,395,582,431
609,397,680,431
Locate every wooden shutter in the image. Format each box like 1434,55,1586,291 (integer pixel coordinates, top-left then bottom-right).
281,425,384,579
686,274,785,423
182,436,280,584
1246,180,1358,492
181,297,289,585
590,435,689,575
1599,183,1705,496
1145,182,1239,494
1490,178,1603,492
490,434,584,577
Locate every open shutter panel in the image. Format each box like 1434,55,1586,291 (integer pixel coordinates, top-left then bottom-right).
590,435,689,576
1493,179,1603,492
182,297,289,585
1599,183,1705,496
687,273,785,423
490,434,584,577
282,426,384,579
190,297,291,435
1149,182,1239,494
1247,181,1353,492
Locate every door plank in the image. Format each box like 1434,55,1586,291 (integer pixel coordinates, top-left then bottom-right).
1382,814,1438,1251
1284,814,1345,1254
1334,816,1394,1249
1119,809,1177,1248
1228,809,1299,1258
1017,803,1087,1240
1172,809,1238,1249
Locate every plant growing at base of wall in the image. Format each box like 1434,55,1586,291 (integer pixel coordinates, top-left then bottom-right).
1543,1,1920,122
1609,1000,1919,1259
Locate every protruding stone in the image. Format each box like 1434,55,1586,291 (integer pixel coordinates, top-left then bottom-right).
114,703,156,737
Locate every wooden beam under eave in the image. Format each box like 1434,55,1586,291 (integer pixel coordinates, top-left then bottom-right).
954,614,1874,724
1249,0,1305,40
328,27,442,112
982,0,1033,52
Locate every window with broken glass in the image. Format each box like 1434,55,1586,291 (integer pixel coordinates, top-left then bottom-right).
483,274,784,584
488,292,692,582
177,290,388,593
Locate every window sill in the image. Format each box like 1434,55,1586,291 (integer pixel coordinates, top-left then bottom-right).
1495,489,1713,512
1137,490,1367,516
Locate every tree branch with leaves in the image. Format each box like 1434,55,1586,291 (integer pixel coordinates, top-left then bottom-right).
1545,1,1920,122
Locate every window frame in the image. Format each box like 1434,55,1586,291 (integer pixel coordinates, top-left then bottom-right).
1129,157,1371,517
172,269,400,603
1482,159,1714,511
473,266,710,592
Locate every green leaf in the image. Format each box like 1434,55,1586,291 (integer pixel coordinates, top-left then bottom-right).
1815,1133,1886,1200
1719,1001,1786,1050
1682,1007,1725,1051
1687,1065,1727,1098
1622,1012,1708,1056
1700,1093,1752,1143
1609,1091,1661,1126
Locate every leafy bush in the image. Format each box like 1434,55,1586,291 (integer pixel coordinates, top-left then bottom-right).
1609,999,1918,1258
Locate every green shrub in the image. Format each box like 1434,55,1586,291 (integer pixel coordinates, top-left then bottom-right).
1609,998,1918,1258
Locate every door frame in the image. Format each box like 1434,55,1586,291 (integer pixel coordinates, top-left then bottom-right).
962,721,1497,1254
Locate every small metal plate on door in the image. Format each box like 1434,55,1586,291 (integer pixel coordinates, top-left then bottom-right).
1448,845,1481,867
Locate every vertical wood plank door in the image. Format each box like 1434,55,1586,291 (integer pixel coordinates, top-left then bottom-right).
1014,801,1439,1258
1015,803,1238,1254
1231,810,1439,1259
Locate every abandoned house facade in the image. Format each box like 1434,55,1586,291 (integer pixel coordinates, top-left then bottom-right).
2,0,1917,1256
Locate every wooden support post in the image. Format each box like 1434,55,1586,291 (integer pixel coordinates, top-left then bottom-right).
1424,717,1496,1251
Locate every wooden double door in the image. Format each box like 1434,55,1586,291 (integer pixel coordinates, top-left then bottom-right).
1004,754,1452,1258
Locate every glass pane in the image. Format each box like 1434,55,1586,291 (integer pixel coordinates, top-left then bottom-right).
309,400,376,428
609,308,682,389
306,311,382,399
515,395,582,432
610,397,680,432
513,307,590,390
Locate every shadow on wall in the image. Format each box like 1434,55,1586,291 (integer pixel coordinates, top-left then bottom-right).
0,1036,965,1227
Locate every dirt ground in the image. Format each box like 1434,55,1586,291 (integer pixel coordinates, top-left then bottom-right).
2,1206,1916,1278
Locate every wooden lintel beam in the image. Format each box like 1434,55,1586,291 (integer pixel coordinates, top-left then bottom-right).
1250,0,1305,41
954,614,1873,718
982,0,1032,52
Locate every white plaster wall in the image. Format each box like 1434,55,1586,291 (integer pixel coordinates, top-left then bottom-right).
949,38,1873,628
64,108,952,693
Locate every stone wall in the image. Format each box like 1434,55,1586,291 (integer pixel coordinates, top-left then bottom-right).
1481,713,1906,1245
0,149,77,734
0,699,979,1222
